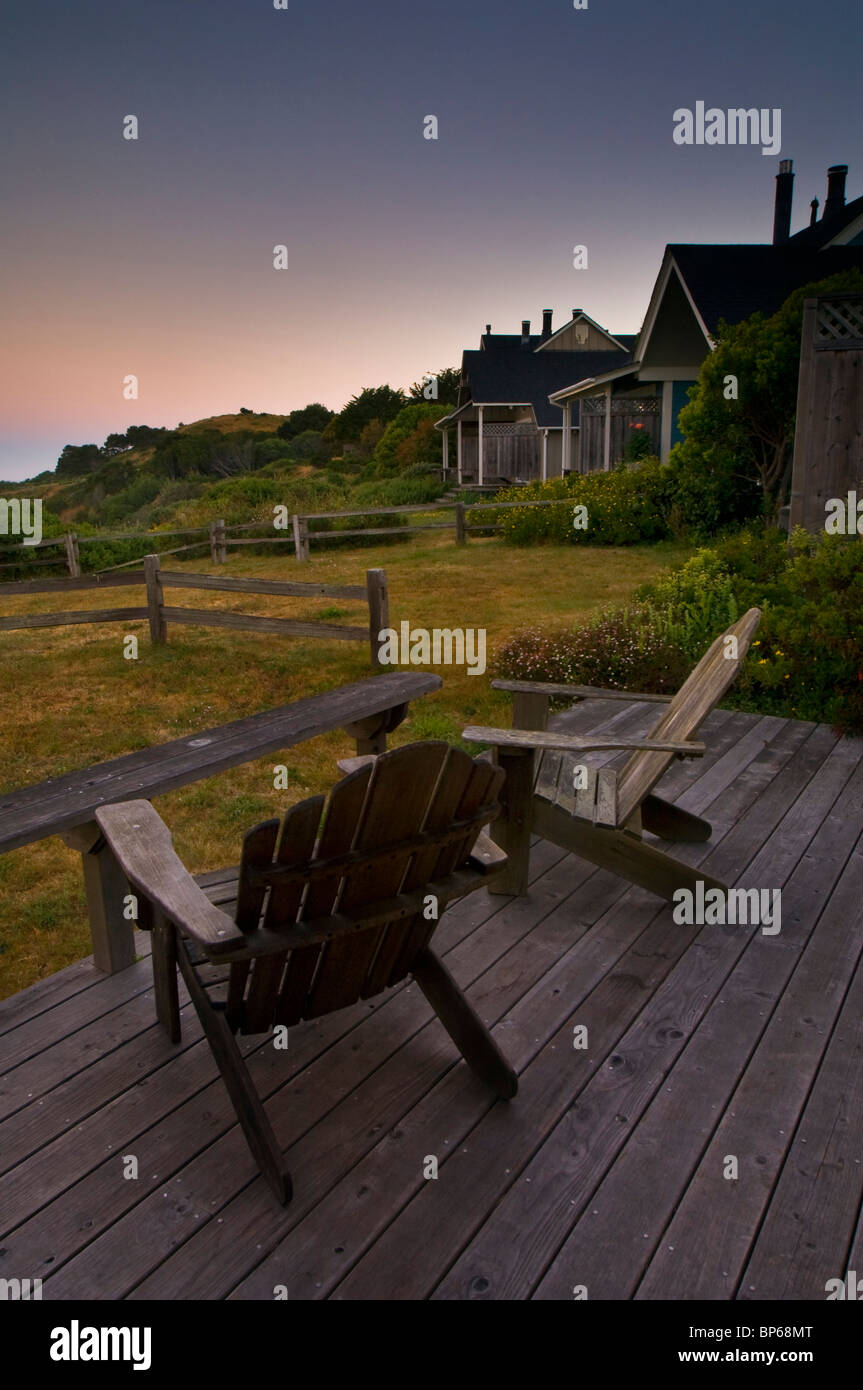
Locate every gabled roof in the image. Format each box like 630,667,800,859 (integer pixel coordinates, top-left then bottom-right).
668,243,863,335
534,311,630,354
446,346,635,428
634,242,863,362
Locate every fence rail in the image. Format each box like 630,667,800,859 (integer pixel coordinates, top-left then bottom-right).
0,491,572,575
0,557,389,666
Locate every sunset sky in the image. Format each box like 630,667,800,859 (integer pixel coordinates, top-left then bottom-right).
1,0,860,480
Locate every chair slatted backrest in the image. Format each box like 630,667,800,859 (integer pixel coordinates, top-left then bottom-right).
225,742,503,1034
614,608,761,827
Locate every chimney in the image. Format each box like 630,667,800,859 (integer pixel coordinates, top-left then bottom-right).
541,309,553,340
521,319,531,345
825,164,848,219
572,308,582,318
810,198,819,227
485,323,491,334
772,158,794,244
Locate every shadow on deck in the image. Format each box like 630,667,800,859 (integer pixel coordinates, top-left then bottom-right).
1,696,862,1300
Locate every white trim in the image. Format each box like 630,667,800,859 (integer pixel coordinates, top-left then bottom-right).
542,429,548,481
549,363,641,405
636,252,714,362
562,403,571,471
660,381,674,461
477,404,484,486
603,385,612,470
457,419,462,484
442,426,449,475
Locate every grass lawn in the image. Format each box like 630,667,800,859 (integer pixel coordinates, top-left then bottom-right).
0,532,692,998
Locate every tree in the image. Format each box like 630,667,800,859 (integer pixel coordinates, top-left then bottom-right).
276,402,334,440
409,366,460,406
102,431,132,456
331,385,407,443
124,424,168,450
668,267,863,529
55,443,101,477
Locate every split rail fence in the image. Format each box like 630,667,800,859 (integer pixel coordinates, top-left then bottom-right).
0,495,569,576
0,557,389,667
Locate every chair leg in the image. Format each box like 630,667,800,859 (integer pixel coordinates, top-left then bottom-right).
411,947,518,1100
533,796,726,902
151,912,181,1044
641,794,712,843
176,941,293,1205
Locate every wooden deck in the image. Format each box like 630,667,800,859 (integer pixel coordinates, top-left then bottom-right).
2,695,862,1301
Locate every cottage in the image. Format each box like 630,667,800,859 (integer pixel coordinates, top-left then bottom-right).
435,310,636,485
550,161,863,473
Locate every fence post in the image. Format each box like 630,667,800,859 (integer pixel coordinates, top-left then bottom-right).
366,567,389,668
216,518,227,564
455,503,466,546
65,532,81,577
144,553,167,644
209,520,218,564
292,513,309,563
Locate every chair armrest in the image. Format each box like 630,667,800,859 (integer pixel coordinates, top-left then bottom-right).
491,679,672,704
462,726,705,757
95,800,245,954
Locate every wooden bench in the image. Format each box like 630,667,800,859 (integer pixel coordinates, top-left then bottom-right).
0,671,441,974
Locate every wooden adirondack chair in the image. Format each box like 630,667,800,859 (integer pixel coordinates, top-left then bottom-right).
462,608,761,901
94,742,517,1205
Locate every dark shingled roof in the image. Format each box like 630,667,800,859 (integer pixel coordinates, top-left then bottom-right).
787,194,863,249
457,346,635,427
668,243,863,335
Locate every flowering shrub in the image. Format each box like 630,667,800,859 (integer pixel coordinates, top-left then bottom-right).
495,527,863,733
495,458,673,546
494,607,690,695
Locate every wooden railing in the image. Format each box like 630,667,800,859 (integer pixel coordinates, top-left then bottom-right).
0,557,389,666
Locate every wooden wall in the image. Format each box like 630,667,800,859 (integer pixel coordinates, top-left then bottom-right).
790,294,863,533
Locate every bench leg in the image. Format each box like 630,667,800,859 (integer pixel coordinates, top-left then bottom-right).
63,822,137,975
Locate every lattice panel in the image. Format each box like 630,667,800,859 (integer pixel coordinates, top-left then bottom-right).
481,421,538,436
581,396,660,416
815,297,863,349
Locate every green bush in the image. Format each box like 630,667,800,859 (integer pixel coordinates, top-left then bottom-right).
371,403,443,478
495,527,863,734
496,459,673,546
